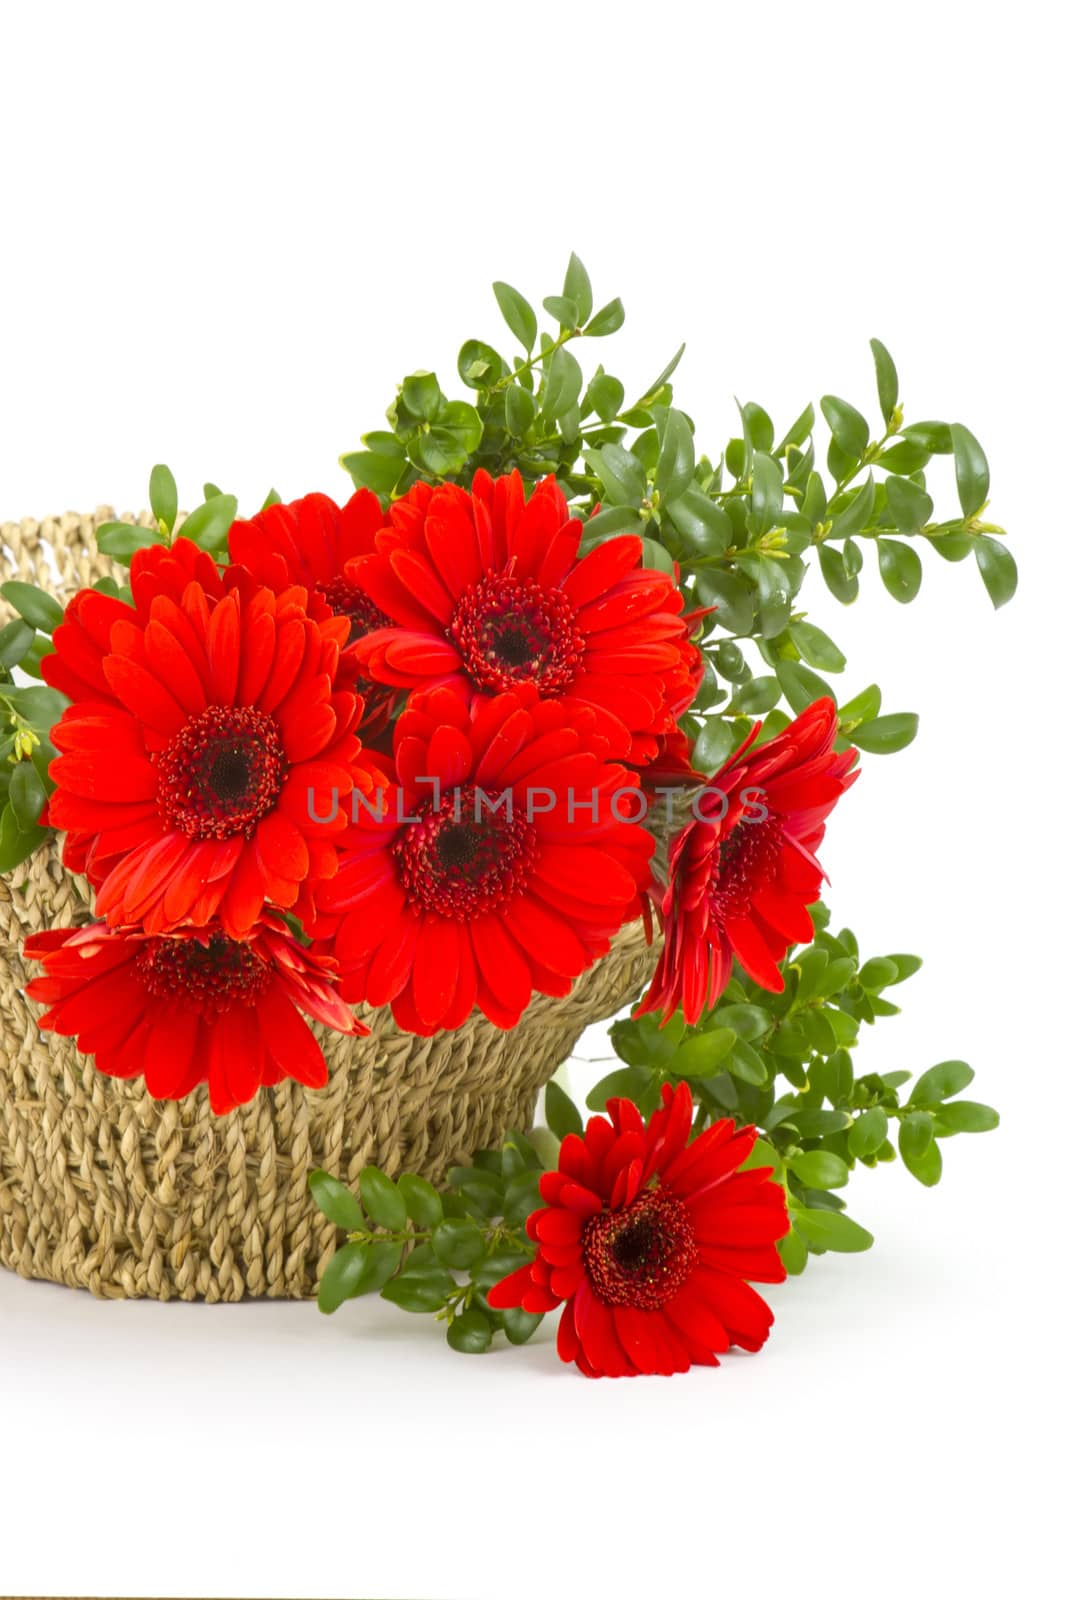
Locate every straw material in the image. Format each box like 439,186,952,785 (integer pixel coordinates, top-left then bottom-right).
0,510,657,1300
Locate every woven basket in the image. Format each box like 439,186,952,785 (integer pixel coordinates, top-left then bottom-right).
0,510,657,1301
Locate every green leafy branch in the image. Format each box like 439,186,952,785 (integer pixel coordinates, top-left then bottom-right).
338,253,1016,780
309,1135,549,1353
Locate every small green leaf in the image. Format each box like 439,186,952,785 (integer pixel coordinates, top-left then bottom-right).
950,423,990,516
789,620,846,673
692,717,737,774
4,685,67,731
340,451,406,496
501,1307,543,1345
858,957,898,991
790,1150,849,1189
885,475,933,533
544,1080,583,1142
934,1100,999,1134
877,537,922,602
355,1241,405,1297
359,1165,407,1231
587,372,624,422
149,463,179,533
817,543,859,605
749,451,784,533
725,1039,769,1086
829,475,876,541
586,1064,651,1112
432,1218,487,1270
849,712,919,754
711,1003,772,1040
884,953,922,982
693,568,756,635
899,1112,941,1185
848,1107,889,1159
730,675,781,716
778,1228,809,1275
317,1242,370,1313
974,536,1017,609
543,294,579,328
903,420,953,453
504,382,536,437
380,1264,454,1312
308,1169,366,1231
397,1174,444,1229
563,252,594,324
492,280,537,352
792,1205,874,1253
666,487,731,555
870,338,899,425
656,409,695,506
542,347,583,420
447,1307,494,1354
457,343,505,391
741,401,774,454
1,582,63,634
0,618,36,669
9,762,47,830
908,1060,974,1107
821,395,870,459
584,297,625,337
179,494,238,553
672,1028,737,1075
776,659,833,715
585,442,646,505
95,523,166,564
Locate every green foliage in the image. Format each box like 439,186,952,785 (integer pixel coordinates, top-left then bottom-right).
335,260,1013,793
307,1128,547,1352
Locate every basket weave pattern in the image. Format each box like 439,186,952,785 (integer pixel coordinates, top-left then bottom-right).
0,511,657,1300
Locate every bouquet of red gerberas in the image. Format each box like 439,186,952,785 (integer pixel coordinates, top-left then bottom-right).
0,256,1011,1374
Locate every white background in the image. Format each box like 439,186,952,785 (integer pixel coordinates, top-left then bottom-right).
1,3,1063,1597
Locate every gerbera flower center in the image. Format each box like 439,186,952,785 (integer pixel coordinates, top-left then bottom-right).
136,932,270,1017
393,782,538,919
582,1187,697,1310
316,575,392,640
713,812,783,922
448,573,583,695
156,705,287,841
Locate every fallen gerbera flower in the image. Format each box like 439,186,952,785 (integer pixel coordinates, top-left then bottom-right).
347,468,702,765
24,915,363,1114
488,1081,789,1376
637,697,859,1024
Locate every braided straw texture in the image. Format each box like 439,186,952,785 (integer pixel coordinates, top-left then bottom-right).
0,510,657,1300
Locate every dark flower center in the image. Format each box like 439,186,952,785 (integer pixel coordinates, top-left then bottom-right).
713,811,783,922
583,1188,697,1311
157,705,287,841
136,932,270,1017
393,782,538,920
316,575,392,641
448,572,583,695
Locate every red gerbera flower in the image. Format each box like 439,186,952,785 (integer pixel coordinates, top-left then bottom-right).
489,1081,788,1377
638,698,859,1024
348,469,700,764
310,682,655,1034
227,490,399,738
44,537,377,937
24,915,363,1114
